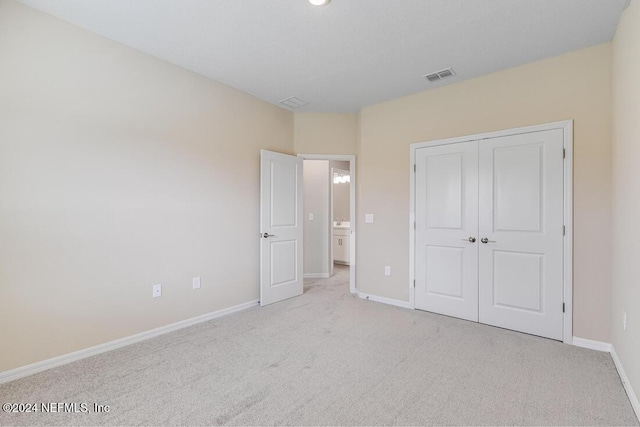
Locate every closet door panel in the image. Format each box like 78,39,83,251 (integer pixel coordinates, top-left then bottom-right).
478,129,564,340
415,142,479,321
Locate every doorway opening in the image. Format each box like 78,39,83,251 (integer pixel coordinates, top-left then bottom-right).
299,154,356,295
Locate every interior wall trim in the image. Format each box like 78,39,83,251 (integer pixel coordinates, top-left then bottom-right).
0,299,259,385
572,336,612,352
356,290,411,309
611,346,640,421
572,338,638,421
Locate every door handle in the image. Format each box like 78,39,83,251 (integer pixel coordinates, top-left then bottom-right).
461,237,476,243
480,237,496,244
262,233,276,238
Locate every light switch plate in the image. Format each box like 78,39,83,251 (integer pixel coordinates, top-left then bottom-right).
193,276,201,290
365,214,374,223
309,213,314,221
152,283,162,298
384,266,391,276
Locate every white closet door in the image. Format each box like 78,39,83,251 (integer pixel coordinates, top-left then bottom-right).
478,129,564,340
415,141,479,321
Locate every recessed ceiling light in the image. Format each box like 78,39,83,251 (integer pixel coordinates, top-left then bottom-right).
309,0,330,5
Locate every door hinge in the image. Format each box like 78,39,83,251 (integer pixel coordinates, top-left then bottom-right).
414,221,416,230
562,303,565,313
563,225,566,236
563,148,566,159
413,279,416,288
414,164,416,172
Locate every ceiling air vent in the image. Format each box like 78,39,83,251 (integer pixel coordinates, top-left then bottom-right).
279,96,309,109
424,67,456,82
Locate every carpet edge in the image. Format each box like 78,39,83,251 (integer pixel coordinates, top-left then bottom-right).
611,345,640,422
0,299,259,385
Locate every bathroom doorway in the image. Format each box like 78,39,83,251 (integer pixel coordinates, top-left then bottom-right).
299,154,356,294
331,163,351,272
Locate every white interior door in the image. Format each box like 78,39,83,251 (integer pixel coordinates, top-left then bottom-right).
415,141,479,322
414,127,566,340
260,150,303,306
478,129,564,340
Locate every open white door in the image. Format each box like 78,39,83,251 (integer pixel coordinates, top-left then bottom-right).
260,150,303,306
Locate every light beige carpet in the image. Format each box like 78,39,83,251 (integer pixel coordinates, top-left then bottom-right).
1,265,638,426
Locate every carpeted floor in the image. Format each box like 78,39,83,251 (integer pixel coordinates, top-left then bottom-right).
1,265,638,426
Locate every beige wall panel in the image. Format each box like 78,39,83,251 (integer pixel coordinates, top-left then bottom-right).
611,0,640,406
294,113,357,155
0,0,293,372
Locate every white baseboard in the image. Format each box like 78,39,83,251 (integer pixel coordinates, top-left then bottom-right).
572,336,612,352
572,338,639,421
0,299,259,385
304,273,331,278
611,346,640,420
356,290,411,309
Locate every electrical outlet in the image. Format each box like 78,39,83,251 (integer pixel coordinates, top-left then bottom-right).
152,283,162,298
384,266,391,276
193,276,201,290
309,213,314,221
623,311,627,331
365,214,374,223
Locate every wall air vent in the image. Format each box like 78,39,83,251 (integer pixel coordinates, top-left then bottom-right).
278,96,309,109
424,67,456,82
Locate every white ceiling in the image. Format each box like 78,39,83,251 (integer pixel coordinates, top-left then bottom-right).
19,0,629,113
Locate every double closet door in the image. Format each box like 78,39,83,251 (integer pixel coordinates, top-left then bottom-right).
414,129,564,341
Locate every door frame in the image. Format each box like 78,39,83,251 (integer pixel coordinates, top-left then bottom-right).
409,120,573,344
299,154,357,295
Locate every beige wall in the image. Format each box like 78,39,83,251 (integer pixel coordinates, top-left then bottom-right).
303,160,331,276
0,0,293,372
611,0,640,408
294,113,358,155
357,44,613,342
